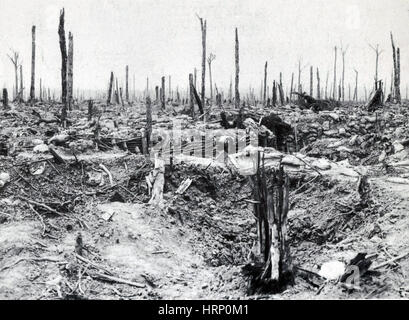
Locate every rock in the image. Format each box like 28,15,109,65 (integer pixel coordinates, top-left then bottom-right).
336,146,353,153
49,134,70,146
323,129,338,137
33,144,49,153
282,155,304,167
318,261,345,280
32,139,43,146
349,135,358,146
323,121,330,131
0,172,11,188
338,127,346,135
393,142,404,153
329,113,340,121
311,158,331,170
378,150,387,162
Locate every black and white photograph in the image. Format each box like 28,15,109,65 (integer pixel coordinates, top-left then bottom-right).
0,0,408,306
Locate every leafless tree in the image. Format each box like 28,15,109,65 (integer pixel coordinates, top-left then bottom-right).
197,14,207,107
7,50,20,99
207,53,216,105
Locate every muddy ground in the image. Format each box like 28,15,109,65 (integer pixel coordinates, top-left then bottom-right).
1,101,409,300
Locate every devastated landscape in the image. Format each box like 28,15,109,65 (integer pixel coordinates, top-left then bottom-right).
1,0,409,301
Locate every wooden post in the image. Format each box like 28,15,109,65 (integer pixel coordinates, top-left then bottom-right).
235,27,240,109
30,26,36,101
107,72,114,104
67,32,74,110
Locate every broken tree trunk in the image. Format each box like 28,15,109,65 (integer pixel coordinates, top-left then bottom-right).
2,89,8,107
30,26,36,101
198,16,207,108
67,32,74,110
161,76,165,109
235,28,240,109
19,65,24,102
87,100,93,121
148,155,165,205
208,53,215,105
290,73,294,103
246,156,292,293
107,72,114,104
279,72,284,105
58,9,68,126
390,33,401,103
333,46,337,100
310,66,313,97
189,73,194,118
146,96,152,147
192,83,204,115
316,68,320,100
115,78,120,104
125,65,129,102
59,8,67,106
263,61,268,106
272,81,277,107
367,80,384,112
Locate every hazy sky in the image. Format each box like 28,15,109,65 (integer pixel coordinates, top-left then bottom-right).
0,0,408,99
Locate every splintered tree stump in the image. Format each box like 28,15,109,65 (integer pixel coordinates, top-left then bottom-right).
245,155,293,294
148,155,165,205
2,89,8,107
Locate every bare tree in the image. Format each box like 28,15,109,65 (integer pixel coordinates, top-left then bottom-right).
19,65,24,102
197,14,207,107
333,46,337,100
390,33,401,103
353,69,358,102
30,26,36,101
107,72,114,104
7,50,20,99
234,27,240,109
340,45,348,101
67,31,74,110
189,73,194,118
309,66,313,96
125,65,129,101
263,61,268,105
369,44,383,89
316,67,320,99
207,53,216,105
58,8,68,123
